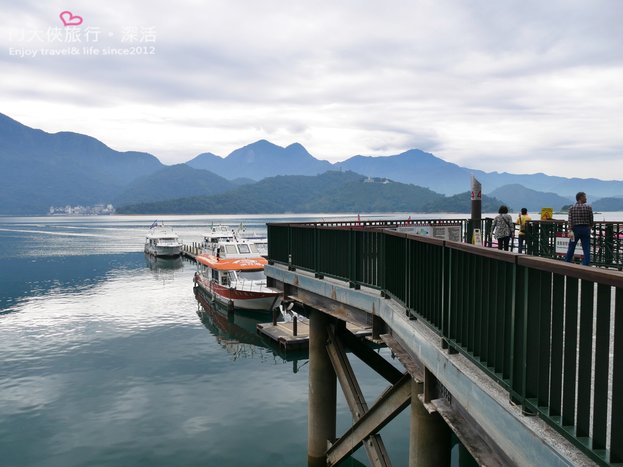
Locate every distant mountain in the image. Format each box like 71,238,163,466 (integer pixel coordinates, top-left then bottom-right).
186,152,222,173
489,184,572,212
2,112,622,215
423,191,504,214
114,164,236,206
476,172,623,199
592,197,623,211
119,171,364,214
334,149,623,198
334,149,472,195
230,177,255,186
116,171,504,215
0,113,163,214
186,140,333,180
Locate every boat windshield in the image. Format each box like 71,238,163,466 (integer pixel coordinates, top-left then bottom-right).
237,243,259,254
237,270,265,281
224,245,238,254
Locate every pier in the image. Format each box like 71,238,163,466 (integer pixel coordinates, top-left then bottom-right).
264,219,623,466
181,242,202,261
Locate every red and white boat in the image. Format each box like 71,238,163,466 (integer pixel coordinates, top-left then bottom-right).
193,237,282,312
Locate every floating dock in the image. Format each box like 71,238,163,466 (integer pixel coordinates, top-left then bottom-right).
256,316,372,351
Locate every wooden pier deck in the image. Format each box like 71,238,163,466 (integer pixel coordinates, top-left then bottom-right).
181,243,202,261
257,317,372,351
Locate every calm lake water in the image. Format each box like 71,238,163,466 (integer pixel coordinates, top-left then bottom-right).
0,213,416,467
3,211,621,467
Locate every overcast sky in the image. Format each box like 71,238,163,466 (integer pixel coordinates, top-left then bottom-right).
2,0,622,179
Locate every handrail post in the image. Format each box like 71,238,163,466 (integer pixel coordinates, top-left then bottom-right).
605,223,614,266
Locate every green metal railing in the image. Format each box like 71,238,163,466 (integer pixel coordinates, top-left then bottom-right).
524,220,623,269
267,220,623,466
268,218,487,270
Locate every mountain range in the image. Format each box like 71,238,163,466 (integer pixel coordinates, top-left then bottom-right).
0,113,163,214
115,171,505,215
187,140,333,180
1,112,622,215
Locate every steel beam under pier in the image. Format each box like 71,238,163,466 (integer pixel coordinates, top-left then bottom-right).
325,324,393,467
326,373,412,466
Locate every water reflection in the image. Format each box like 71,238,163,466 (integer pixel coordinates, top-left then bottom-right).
194,288,308,371
145,255,183,271
144,254,184,285
0,253,146,312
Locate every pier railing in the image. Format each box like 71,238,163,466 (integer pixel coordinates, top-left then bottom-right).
524,220,623,270
267,221,623,466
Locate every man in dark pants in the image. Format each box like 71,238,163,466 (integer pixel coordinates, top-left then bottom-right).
565,192,593,266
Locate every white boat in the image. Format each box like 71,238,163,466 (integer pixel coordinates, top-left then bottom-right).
202,224,238,253
202,224,268,257
144,222,182,258
238,231,268,257
193,235,282,312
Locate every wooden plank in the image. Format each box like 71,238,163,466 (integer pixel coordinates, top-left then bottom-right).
256,320,370,350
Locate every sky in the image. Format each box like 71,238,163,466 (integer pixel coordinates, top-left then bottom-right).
2,0,623,180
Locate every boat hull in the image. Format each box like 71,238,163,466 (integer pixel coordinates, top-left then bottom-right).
194,274,282,312
144,245,182,258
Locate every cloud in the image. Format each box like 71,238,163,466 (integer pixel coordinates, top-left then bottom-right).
1,0,623,179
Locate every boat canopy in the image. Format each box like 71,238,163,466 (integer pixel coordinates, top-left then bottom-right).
196,254,267,271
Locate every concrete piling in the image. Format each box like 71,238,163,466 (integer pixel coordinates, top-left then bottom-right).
409,380,451,466
308,309,336,467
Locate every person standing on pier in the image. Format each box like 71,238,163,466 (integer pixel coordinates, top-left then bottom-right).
492,205,514,251
565,191,593,266
515,208,531,253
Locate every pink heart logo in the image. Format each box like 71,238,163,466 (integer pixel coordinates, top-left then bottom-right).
59,11,83,27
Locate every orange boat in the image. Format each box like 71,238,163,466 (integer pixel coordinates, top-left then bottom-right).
193,240,282,312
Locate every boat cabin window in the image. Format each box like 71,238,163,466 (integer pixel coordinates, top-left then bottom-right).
238,270,265,281
212,269,219,282
224,245,238,255
221,271,235,286
238,243,259,254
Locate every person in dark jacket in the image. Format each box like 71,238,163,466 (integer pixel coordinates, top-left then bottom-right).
565,192,593,265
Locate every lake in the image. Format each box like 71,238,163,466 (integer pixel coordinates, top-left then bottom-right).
0,214,416,467
2,211,620,466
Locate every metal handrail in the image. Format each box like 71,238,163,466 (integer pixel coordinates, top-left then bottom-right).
267,220,623,465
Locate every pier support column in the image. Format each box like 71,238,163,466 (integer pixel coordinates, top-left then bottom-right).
308,309,336,467
409,380,451,467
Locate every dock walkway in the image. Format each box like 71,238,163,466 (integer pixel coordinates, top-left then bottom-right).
181,243,202,261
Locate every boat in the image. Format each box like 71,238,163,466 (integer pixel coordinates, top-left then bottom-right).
193,236,282,312
144,222,183,258
202,224,238,253
202,224,268,257
238,231,268,257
